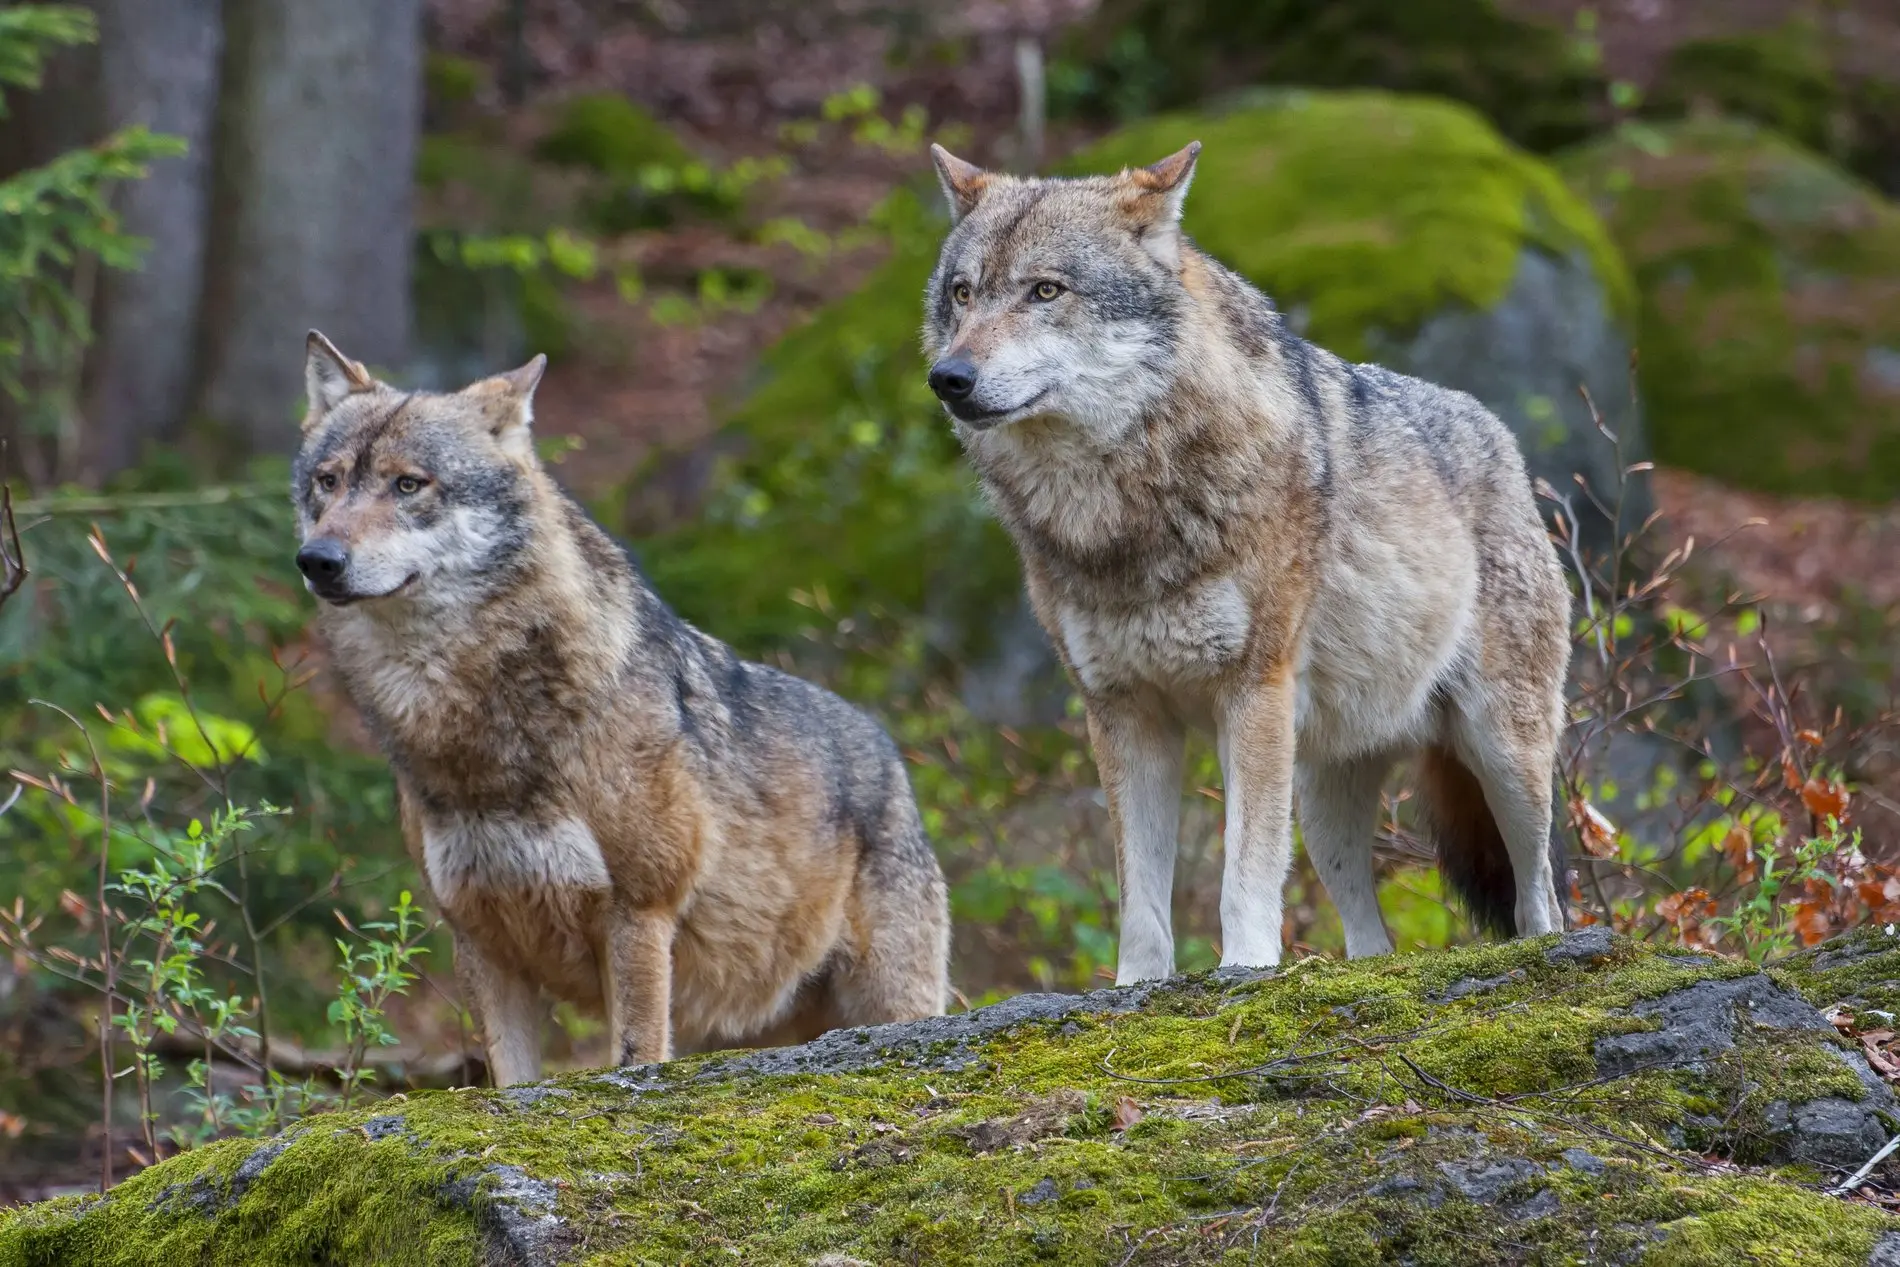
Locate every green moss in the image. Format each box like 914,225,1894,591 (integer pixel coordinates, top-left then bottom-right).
642,92,1630,649
1561,117,1900,500
6,937,1881,1264
1066,92,1634,360
1049,0,1607,154
1780,924,1900,1018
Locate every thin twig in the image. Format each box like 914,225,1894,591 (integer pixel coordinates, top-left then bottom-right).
1829,1134,1900,1196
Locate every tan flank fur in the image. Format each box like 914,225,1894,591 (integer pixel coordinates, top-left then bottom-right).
922,143,1571,981
293,334,950,1084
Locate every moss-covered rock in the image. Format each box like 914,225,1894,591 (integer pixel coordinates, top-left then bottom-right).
1048,0,1607,153
6,932,1895,1265
1561,118,1900,500
644,91,1640,657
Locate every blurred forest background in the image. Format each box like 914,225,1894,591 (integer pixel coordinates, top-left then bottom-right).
1,0,1898,1199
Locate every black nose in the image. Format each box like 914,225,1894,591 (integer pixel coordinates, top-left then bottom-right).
296,538,349,586
928,357,977,402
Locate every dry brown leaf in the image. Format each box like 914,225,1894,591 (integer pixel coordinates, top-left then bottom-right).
1571,799,1619,859
1802,777,1850,823
1110,1096,1144,1132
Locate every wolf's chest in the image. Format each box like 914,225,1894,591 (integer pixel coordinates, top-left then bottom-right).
421,814,611,907
1054,576,1251,696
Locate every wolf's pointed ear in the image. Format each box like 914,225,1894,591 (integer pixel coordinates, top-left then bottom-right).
1123,140,1201,272
469,353,547,460
930,143,990,224
303,330,374,429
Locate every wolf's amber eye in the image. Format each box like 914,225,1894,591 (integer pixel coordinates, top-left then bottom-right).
315,472,338,493
951,282,972,305
395,475,424,495
1031,281,1063,302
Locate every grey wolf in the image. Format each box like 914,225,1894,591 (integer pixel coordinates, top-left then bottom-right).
922,142,1570,981
292,332,950,1084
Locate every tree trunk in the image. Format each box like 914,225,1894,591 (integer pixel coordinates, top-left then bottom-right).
195,0,422,453
77,0,223,483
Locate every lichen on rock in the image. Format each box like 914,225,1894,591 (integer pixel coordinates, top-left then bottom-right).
5,931,1895,1265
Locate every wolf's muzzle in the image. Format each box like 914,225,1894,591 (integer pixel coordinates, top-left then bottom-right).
296,537,350,595
927,356,977,404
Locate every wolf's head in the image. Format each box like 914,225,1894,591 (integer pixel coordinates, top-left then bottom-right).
921,141,1201,440
291,332,547,610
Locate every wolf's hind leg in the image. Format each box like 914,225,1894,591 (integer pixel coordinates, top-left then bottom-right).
1296,756,1393,958
1448,695,1563,937
1087,697,1186,984
830,783,951,1027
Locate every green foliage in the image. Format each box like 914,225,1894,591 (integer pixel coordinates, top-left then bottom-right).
1647,20,1839,157
0,502,441,1167
533,92,781,233
0,131,187,420
1707,820,1859,965
328,891,432,1110
0,4,92,114
534,92,694,177
413,226,600,361
0,482,399,942
0,6,185,443
1048,0,1608,153
1561,117,1900,499
103,807,281,1152
640,185,1007,651
1644,18,1900,196
421,52,488,124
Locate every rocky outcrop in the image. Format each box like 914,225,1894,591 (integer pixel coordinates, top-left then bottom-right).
4,931,1896,1265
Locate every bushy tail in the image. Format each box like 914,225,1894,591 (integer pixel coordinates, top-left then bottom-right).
1416,745,1565,937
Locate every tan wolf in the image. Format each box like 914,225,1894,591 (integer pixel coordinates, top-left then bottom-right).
292,333,950,1084
922,142,1570,981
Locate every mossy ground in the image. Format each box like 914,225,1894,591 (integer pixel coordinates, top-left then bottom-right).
4,936,1891,1265
1560,117,1900,501
644,91,1631,650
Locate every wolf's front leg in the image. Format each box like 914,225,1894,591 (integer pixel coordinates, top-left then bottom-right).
604,907,676,1066
1086,696,1186,985
1216,672,1298,969
454,930,543,1087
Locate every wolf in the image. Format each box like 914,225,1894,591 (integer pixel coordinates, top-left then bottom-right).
922,142,1571,982
292,332,951,1084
